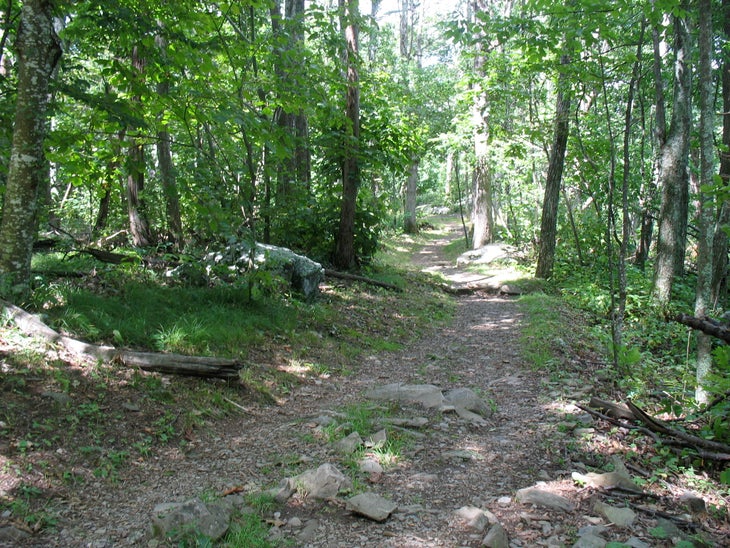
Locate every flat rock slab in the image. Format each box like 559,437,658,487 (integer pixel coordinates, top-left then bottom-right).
444,387,493,417
366,383,444,408
346,492,397,522
515,486,575,512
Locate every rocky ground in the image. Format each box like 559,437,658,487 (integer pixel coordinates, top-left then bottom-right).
2,223,728,547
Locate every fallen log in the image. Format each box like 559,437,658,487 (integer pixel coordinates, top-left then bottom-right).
626,400,730,457
672,313,730,344
324,269,402,291
1,299,243,379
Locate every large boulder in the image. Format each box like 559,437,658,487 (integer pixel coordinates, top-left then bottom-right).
169,241,324,299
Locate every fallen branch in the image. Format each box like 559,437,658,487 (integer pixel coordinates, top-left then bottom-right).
1,299,243,379
672,313,730,344
324,269,402,291
626,400,730,457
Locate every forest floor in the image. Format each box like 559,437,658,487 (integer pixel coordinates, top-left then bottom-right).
1,220,728,547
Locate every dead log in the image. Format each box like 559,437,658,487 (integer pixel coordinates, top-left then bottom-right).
1,299,243,379
75,248,139,264
672,313,730,344
626,400,730,457
588,397,636,421
324,269,402,291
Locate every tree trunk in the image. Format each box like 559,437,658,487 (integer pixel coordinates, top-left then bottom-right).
535,55,571,279
155,34,183,249
126,46,152,248
333,0,361,270
695,0,715,404
403,158,419,233
470,0,494,250
653,7,692,304
0,0,61,300
712,0,730,308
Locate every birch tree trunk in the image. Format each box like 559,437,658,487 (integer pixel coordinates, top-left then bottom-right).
0,0,61,300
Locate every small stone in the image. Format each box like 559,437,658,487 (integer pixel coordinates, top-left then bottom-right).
359,458,384,475
515,487,575,512
594,501,635,527
497,496,511,507
346,492,397,522
367,429,387,447
455,506,489,532
287,517,302,528
481,523,509,548
334,431,363,454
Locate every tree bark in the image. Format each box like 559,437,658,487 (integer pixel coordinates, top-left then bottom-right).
0,0,61,300
403,157,419,233
155,33,183,249
470,0,494,250
535,55,571,279
126,46,153,247
333,0,361,269
653,6,692,304
694,0,715,404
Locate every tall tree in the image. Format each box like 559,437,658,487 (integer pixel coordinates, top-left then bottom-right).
535,54,571,279
333,0,361,269
694,0,715,404
470,0,494,249
0,0,61,300
653,4,692,304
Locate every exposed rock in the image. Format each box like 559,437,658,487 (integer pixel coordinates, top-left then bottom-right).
453,406,488,425
172,241,324,299
346,492,397,522
367,429,387,447
481,523,509,548
515,486,575,512
382,416,429,428
359,457,384,475
456,244,516,266
454,505,489,532
366,383,444,408
295,463,352,499
443,387,493,417
150,498,232,541
593,501,636,527
0,525,31,544
41,391,72,405
333,431,363,454
572,532,607,548
572,470,643,493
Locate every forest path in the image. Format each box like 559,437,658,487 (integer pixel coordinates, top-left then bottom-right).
29,220,663,547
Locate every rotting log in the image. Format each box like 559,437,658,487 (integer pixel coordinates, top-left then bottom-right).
1,299,243,378
324,269,402,291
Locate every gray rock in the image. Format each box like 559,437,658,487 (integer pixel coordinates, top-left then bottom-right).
481,523,509,548
572,533,607,548
593,501,636,527
625,537,651,548
454,506,489,532
346,492,397,522
444,387,493,417
359,457,384,475
367,383,444,408
0,525,31,543
383,416,429,428
191,241,324,299
333,431,363,454
150,498,231,541
453,407,488,425
41,391,72,405
515,487,575,512
295,463,352,499
296,519,320,542
367,429,387,447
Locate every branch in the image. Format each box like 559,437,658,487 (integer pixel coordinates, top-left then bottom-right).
671,313,730,343
324,269,402,291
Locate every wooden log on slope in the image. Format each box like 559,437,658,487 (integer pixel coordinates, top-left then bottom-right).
1,299,243,378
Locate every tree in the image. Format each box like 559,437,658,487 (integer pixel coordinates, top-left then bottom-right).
694,0,716,404
0,0,61,300
535,54,570,279
653,3,692,305
333,0,361,269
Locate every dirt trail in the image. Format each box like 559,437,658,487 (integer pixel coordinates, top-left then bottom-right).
18,221,716,547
